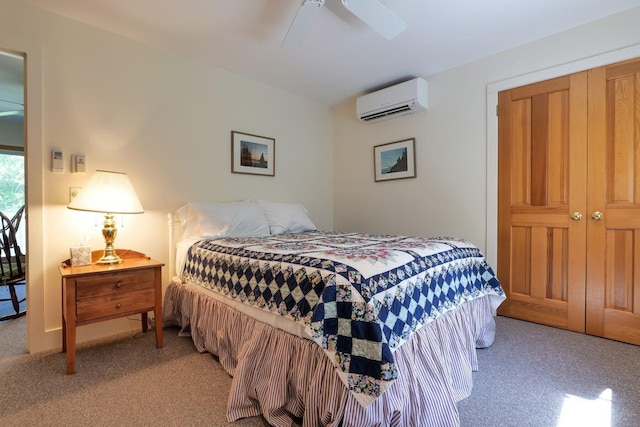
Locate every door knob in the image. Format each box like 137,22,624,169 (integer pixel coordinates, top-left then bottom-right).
571,212,582,221
592,211,604,221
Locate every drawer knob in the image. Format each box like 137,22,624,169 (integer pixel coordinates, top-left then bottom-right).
115,281,123,288
115,303,122,309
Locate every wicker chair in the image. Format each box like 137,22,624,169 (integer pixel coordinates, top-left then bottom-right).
0,210,26,321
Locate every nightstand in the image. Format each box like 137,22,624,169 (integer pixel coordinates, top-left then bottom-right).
58,249,164,374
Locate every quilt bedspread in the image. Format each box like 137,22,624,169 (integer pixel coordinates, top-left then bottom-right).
181,231,505,406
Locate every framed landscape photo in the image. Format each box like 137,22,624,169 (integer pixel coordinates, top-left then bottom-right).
373,138,416,182
231,131,275,176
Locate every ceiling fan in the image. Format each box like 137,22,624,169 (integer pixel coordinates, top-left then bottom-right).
0,98,23,117
282,0,407,48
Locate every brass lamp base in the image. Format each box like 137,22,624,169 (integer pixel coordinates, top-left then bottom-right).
95,251,123,265
96,213,123,265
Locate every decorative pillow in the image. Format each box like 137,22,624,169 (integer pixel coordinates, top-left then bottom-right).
257,200,317,235
190,201,270,238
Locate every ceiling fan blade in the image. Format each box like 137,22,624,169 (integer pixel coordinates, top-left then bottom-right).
340,0,407,40
0,98,23,116
0,111,22,117
282,0,325,48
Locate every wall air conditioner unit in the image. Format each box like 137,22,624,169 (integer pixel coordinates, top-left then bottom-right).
357,77,428,123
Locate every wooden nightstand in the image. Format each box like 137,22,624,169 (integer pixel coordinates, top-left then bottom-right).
58,249,164,374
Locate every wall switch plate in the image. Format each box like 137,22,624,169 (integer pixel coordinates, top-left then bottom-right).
69,187,81,203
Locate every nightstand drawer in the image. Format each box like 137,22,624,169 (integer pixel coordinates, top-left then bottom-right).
76,289,155,321
75,270,155,299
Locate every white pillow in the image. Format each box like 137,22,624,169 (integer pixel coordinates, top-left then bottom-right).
226,202,272,237
258,200,317,235
176,203,201,238
177,201,270,238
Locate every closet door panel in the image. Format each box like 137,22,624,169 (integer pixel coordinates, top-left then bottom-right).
498,72,588,331
499,57,640,345
587,58,640,344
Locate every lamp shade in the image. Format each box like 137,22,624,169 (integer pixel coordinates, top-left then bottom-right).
67,170,144,214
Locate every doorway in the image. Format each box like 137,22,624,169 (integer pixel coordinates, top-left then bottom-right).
0,50,26,323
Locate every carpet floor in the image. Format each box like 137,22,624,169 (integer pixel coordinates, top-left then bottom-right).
1,315,638,426
458,316,640,427
0,317,267,426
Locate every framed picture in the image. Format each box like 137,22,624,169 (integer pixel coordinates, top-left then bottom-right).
231,131,275,176
373,138,416,182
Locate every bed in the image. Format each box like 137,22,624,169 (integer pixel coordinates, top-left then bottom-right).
162,201,505,427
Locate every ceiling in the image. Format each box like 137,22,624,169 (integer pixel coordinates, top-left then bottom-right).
3,0,640,110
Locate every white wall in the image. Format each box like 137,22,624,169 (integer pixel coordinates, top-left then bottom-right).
0,0,333,353
333,7,640,264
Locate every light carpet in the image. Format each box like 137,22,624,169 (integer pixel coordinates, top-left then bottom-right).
1,315,638,426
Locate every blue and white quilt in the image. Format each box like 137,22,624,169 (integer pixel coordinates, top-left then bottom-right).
181,231,505,406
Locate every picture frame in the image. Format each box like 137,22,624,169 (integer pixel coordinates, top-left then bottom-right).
373,138,416,182
231,131,275,176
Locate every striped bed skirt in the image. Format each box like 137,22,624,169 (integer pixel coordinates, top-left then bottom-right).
162,281,497,427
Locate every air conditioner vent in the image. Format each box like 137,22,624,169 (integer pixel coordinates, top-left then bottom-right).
356,78,428,123
360,103,414,122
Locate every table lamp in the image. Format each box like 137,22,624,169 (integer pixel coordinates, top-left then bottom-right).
67,170,144,264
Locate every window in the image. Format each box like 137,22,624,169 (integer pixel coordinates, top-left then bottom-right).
0,147,25,248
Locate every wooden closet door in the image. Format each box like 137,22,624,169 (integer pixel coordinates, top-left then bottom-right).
497,73,588,332
586,58,640,345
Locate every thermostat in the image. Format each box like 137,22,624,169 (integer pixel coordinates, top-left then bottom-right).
72,154,86,173
52,149,64,172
